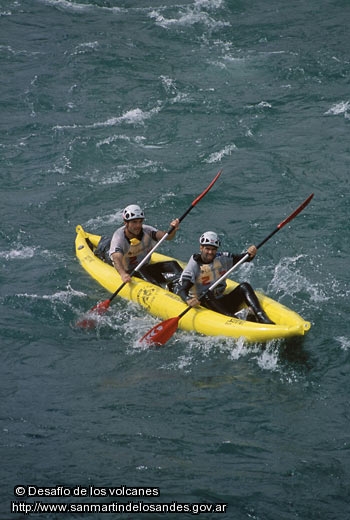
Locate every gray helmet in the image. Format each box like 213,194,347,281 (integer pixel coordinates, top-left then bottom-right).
122,204,145,221
199,231,220,248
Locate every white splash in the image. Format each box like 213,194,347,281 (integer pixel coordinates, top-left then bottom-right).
0,244,59,261
40,0,122,14
96,134,131,147
205,144,237,163
91,108,158,127
324,101,350,116
160,75,177,93
41,0,94,12
85,211,123,229
18,284,86,304
149,0,229,30
0,246,36,260
255,347,279,371
269,255,328,303
71,41,99,56
336,336,350,351
53,106,161,130
228,337,254,360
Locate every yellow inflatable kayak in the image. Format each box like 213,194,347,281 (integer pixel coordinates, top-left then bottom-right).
75,225,311,343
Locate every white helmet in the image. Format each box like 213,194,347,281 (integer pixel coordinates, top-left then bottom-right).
122,204,145,221
199,231,220,248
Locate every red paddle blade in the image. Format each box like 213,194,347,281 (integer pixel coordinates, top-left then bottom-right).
91,299,111,314
191,169,222,206
140,317,181,346
278,193,314,229
75,316,98,329
75,299,111,328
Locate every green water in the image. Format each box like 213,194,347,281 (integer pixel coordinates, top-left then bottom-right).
1,0,350,518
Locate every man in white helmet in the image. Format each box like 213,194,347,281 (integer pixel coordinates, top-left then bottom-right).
177,231,274,324
109,204,180,284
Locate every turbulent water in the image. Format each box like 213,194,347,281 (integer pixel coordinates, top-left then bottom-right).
1,0,350,518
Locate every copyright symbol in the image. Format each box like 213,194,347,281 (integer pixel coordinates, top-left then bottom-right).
15,486,26,496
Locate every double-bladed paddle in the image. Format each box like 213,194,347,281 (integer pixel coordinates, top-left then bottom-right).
140,192,314,346
76,169,222,328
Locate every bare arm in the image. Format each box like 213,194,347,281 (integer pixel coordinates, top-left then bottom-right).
177,278,201,308
111,251,131,283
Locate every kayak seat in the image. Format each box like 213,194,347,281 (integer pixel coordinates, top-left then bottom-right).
94,236,113,265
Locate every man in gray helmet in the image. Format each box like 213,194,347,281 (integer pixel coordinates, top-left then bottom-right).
177,231,274,324
109,204,179,284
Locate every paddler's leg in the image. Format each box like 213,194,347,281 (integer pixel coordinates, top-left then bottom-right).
238,283,274,324
198,291,236,317
137,261,183,288
137,264,167,286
